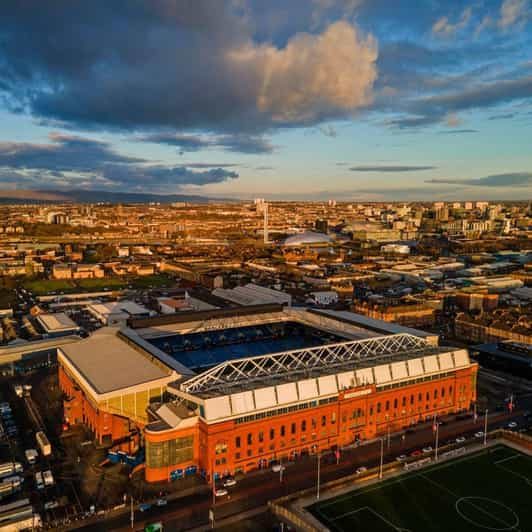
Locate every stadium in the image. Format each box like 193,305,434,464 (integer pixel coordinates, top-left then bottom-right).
57,304,478,483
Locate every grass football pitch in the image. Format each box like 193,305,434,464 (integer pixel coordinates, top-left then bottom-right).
310,445,532,532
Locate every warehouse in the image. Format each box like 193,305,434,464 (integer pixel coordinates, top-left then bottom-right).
57,305,477,483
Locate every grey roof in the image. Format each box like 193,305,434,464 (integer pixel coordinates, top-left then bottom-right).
59,328,171,394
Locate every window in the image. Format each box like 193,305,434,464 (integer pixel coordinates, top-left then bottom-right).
247,449,252,457
377,403,381,413
280,425,285,437
258,431,264,443
247,433,252,445
426,392,430,401
312,418,317,429
418,393,422,402
235,436,241,448
402,396,406,407
301,420,307,432
215,441,227,454
146,436,194,469
331,412,336,424
385,400,390,411
321,415,326,427
369,405,374,416
449,386,453,395
270,428,275,440
393,398,398,409
235,452,240,460
442,387,445,397
434,389,438,399
291,422,296,435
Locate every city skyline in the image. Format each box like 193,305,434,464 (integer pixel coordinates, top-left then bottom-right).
1,0,532,200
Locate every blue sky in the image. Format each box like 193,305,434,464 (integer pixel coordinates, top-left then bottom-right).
0,0,531,200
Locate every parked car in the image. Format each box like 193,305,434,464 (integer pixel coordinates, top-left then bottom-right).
455,436,466,444
507,422,518,429
155,499,167,507
395,455,407,462
272,464,285,473
422,447,433,454
139,503,152,512
355,466,367,475
410,450,422,457
215,488,228,497
223,477,237,487
474,431,484,438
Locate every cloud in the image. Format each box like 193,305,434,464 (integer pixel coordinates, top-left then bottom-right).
437,128,478,134
487,112,515,120
499,0,529,29
432,7,473,38
0,4,377,133
139,133,274,154
426,172,532,187
318,125,338,137
0,133,239,191
254,165,275,170
350,165,436,172
391,75,532,129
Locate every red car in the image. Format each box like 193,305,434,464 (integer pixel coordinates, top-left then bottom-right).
410,450,422,457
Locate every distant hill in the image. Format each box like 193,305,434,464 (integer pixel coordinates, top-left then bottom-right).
0,189,228,204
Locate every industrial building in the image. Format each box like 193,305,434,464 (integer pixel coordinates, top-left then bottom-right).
57,305,477,483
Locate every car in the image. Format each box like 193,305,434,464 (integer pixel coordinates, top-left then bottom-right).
155,499,167,507
215,488,228,497
44,501,59,510
271,464,285,473
508,422,518,429
395,455,407,462
139,503,152,512
410,450,422,457
455,436,466,444
422,446,433,454
355,466,367,475
223,478,237,487
474,431,484,438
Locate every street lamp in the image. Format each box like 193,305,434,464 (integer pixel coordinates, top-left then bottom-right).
316,452,321,500
484,409,488,446
379,437,384,479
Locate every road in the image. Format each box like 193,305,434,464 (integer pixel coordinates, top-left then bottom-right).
72,409,527,532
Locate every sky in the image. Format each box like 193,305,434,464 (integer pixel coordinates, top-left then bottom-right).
0,0,531,201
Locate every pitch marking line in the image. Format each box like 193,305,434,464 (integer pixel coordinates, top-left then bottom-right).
332,505,402,531
420,473,521,531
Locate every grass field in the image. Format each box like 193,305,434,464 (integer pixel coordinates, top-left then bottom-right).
310,445,532,532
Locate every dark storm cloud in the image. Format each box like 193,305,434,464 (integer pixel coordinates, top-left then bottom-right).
139,133,275,154
350,165,436,172
0,133,239,190
426,172,532,187
0,1,377,134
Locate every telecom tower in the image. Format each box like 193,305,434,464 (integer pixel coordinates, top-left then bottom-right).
263,202,269,244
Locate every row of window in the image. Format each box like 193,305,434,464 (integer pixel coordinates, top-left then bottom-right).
370,385,454,416
234,396,338,425
376,371,455,392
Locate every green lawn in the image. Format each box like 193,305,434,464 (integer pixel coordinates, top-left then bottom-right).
24,274,174,295
23,279,78,295
310,445,532,532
